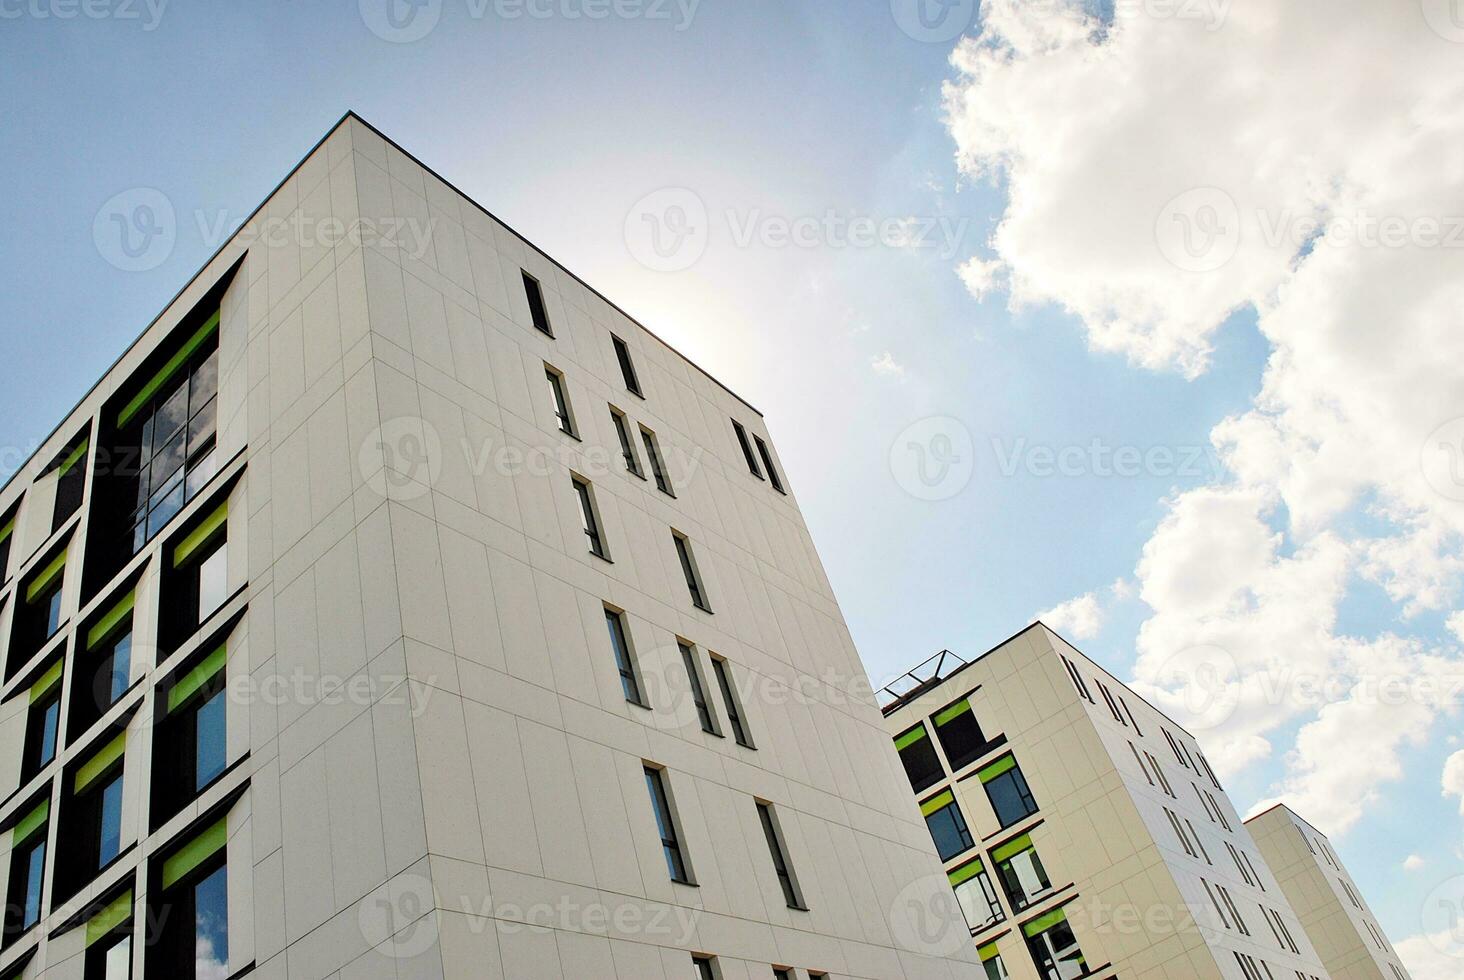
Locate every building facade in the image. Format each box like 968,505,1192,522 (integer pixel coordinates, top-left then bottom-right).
1246,806,1411,980
0,113,982,980
880,624,1334,980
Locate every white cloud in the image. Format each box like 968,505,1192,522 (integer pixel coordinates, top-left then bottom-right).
942,0,1464,832
1444,750,1464,816
1447,611,1464,645
1394,933,1464,980
1404,854,1426,872
957,255,1004,301
870,351,907,378
1036,592,1105,640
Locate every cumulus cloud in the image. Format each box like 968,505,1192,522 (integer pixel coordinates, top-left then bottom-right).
1403,855,1426,872
1036,591,1105,640
1392,934,1462,980
1444,751,1464,816
957,255,1004,301
941,0,1464,870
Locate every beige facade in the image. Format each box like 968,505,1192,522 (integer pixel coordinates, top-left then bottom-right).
881,624,1334,980
0,113,981,980
1246,806,1411,980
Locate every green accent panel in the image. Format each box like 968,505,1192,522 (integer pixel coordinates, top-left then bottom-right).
894,725,928,751
978,942,1000,962
58,439,89,478
13,800,48,846
933,699,972,727
85,891,133,947
162,818,227,889
1022,907,1068,938
992,833,1034,864
948,858,986,888
920,789,955,817
74,732,126,794
977,754,1017,784
88,591,135,650
168,646,227,714
30,661,63,704
173,500,228,567
0,517,12,543
25,549,66,603
117,312,219,429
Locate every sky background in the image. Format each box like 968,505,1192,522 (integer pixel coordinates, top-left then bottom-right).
2,1,1462,975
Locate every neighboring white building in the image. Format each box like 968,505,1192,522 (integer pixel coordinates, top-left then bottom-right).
880,624,1335,980
1246,806,1411,980
0,113,982,980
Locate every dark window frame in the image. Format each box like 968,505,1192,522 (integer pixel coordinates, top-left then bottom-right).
732,421,763,479
752,435,785,494
673,531,711,612
611,335,643,396
610,408,644,479
710,656,752,748
522,271,553,336
544,366,577,437
571,477,609,560
643,765,692,884
604,607,646,708
756,802,805,910
640,426,674,496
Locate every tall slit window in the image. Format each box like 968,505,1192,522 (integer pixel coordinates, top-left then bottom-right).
522,271,553,336
753,435,784,493
167,500,229,650
17,546,68,660
756,802,805,909
612,335,643,396
673,532,711,612
610,409,644,478
643,766,691,884
604,607,645,707
545,366,577,437
640,426,673,496
710,656,752,747
117,313,219,553
4,799,49,941
679,643,718,735
732,421,763,479
572,477,608,559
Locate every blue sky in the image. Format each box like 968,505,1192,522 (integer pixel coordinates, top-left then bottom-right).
2,2,1459,971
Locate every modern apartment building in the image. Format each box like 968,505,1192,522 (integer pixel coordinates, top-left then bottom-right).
880,624,1335,980
1245,806,1411,980
0,113,983,979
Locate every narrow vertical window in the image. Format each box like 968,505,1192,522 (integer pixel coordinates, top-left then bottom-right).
610,409,644,478
151,818,229,979
756,802,804,909
154,645,230,825
679,643,717,735
710,656,752,747
75,590,136,735
753,435,784,493
167,500,228,652
19,546,68,656
693,956,717,980
82,891,133,980
643,766,691,884
0,509,14,582
4,799,49,940
522,271,553,336
640,426,674,496
732,421,763,478
604,608,645,707
611,335,643,396
673,532,711,612
545,366,577,437
62,731,127,898
572,477,608,559
53,434,89,530
23,661,63,778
